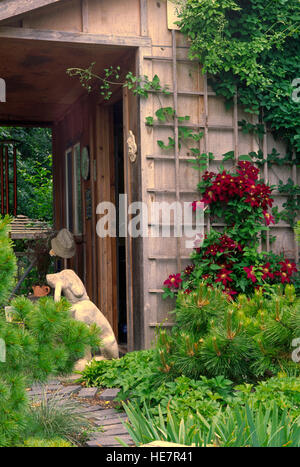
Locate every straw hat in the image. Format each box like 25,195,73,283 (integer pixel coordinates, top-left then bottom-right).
51,229,76,259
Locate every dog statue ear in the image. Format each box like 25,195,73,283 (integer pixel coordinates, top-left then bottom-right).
69,273,86,298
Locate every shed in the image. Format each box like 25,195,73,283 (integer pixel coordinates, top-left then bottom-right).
0,0,298,351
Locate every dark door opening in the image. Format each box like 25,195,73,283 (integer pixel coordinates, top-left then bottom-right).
113,100,127,348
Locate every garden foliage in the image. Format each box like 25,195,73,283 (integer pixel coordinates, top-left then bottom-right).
81,349,300,446
0,127,53,224
177,0,300,154
122,399,300,447
0,216,17,307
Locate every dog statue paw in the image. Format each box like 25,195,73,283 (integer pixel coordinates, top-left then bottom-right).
46,270,119,365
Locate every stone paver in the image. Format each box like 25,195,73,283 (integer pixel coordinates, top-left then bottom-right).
74,405,104,414
91,408,121,419
86,435,133,447
56,384,81,395
99,388,120,401
77,387,99,399
99,422,128,431
103,426,129,436
28,383,63,394
92,416,127,427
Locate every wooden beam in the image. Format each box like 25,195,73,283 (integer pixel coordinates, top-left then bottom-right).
81,0,88,33
0,26,152,47
0,120,52,127
140,0,148,36
0,0,61,22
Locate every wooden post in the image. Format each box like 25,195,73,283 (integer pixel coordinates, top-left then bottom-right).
263,124,270,252
5,145,9,214
123,87,134,352
203,73,210,233
13,145,17,216
172,29,181,273
292,149,299,264
81,0,89,33
0,145,3,215
140,0,148,36
233,91,239,164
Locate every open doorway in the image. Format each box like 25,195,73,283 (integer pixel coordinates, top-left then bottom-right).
0,126,55,297
113,100,128,349
0,33,137,347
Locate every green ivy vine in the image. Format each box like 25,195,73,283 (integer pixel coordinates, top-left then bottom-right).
176,0,300,154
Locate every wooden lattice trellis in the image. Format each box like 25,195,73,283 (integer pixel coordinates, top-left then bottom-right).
139,28,299,347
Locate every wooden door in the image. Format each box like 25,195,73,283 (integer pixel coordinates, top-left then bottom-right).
93,104,118,338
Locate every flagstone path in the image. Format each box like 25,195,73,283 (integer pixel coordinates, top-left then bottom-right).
27,376,134,447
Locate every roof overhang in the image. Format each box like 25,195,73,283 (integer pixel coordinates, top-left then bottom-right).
0,0,62,23
0,28,143,124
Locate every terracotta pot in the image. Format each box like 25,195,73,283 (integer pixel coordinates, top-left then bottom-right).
32,285,50,297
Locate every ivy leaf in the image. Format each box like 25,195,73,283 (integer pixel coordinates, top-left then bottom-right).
238,154,253,162
222,151,235,161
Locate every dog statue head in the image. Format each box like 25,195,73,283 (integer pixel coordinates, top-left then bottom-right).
46,270,89,304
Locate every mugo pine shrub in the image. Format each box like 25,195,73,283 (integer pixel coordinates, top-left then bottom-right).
156,283,300,383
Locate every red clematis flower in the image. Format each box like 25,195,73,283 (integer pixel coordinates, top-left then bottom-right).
237,161,260,181
191,200,204,211
223,288,237,298
184,288,191,295
279,259,298,276
275,270,291,283
263,211,275,225
244,266,257,283
184,264,195,276
215,269,233,287
201,189,217,204
261,263,274,280
202,273,211,281
204,244,219,256
164,273,182,289
202,171,215,181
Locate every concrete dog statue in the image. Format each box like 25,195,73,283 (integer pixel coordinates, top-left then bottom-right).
46,269,119,370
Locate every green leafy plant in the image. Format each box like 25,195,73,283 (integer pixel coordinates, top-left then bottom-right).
177,0,300,154
17,155,53,224
0,127,53,224
67,63,170,100
80,349,156,400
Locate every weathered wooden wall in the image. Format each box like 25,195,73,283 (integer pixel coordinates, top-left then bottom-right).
138,0,299,348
